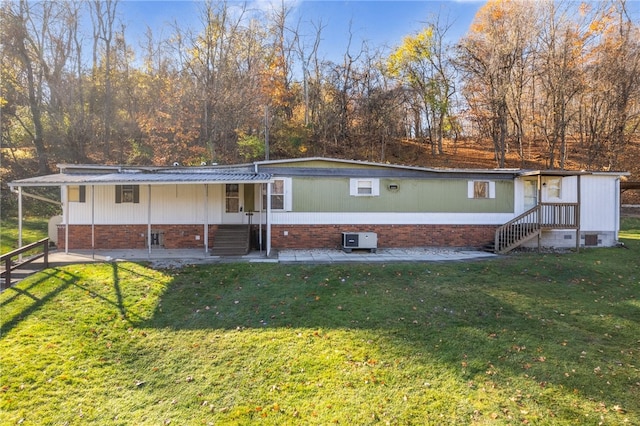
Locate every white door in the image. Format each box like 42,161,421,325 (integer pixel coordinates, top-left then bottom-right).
524,180,538,211
222,184,245,224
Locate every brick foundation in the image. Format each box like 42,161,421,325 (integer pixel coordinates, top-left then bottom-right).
57,224,220,250
57,224,497,250
271,224,497,250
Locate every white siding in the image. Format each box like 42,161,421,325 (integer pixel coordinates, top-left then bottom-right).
541,176,578,203
271,212,513,225
580,175,618,232
67,184,226,225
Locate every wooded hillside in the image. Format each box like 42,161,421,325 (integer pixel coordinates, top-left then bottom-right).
1,0,639,204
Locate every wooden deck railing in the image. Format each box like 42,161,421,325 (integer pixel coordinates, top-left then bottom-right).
539,203,579,228
494,203,579,254
0,238,49,289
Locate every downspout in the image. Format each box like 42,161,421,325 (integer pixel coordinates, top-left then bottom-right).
615,177,621,242
576,175,581,252
204,184,209,254
259,183,263,253
537,174,542,252
147,185,152,257
64,185,69,254
91,185,95,259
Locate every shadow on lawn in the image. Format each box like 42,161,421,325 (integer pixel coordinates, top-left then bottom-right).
135,258,639,417
0,262,149,335
0,268,79,335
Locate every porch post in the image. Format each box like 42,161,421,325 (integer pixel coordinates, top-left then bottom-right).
91,185,95,259
537,175,542,252
259,183,263,253
266,181,272,256
204,184,209,254
147,185,152,257
576,175,581,252
64,185,69,254
18,186,23,261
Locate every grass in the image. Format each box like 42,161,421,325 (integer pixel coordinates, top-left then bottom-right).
1,222,639,424
0,217,49,254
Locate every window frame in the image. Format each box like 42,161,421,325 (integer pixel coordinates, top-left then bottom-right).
68,185,86,203
263,178,292,211
545,177,562,199
350,178,380,197
467,180,496,199
115,185,140,204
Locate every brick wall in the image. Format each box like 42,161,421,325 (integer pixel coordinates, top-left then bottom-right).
271,224,497,250
58,223,496,250
57,225,220,250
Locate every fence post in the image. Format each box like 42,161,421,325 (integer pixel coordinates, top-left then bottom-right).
44,240,49,269
4,257,11,289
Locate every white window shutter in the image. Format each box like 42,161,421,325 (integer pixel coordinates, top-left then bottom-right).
467,181,474,198
489,181,496,199
371,178,380,196
284,177,293,211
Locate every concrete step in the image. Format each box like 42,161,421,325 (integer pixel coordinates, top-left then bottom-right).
211,225,250,256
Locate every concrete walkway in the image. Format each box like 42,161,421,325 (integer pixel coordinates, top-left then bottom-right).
277,248,496,264
2,247,496,289
41,247,496,266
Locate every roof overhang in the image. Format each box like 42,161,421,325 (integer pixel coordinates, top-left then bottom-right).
255,157,522,179
9,171,273,188
517,170,630,178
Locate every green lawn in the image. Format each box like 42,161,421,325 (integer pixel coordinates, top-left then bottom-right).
1,223,639,424
0,217,49,254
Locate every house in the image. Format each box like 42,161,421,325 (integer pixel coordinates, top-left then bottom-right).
8,157,627,256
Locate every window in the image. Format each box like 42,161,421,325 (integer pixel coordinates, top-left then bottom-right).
474,181,489,198
468,181,496,199
225,184,240,213
68,185,86,203
262,178,292,211
350,178,380,196
115,185,140,203
271,180,285,210
546,178,561,198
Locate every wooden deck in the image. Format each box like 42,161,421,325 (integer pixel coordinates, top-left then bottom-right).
494,203,579,254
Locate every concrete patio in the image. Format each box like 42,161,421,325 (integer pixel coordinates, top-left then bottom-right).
42,247,496,265
2,247,497,289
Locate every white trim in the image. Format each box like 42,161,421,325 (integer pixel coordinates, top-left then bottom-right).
147,185,152,256
64,185,69,254
350,178,380,196
467,180,496,199
283,177,293,211
270,177,292,211
204,184,209,253
270,212,513,225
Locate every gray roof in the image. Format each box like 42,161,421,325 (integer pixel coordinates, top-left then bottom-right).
10,171,273,187
10,157,628,188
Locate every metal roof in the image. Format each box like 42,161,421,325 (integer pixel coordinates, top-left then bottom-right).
9,171,273,187
255,157,628,178
10,157,628,188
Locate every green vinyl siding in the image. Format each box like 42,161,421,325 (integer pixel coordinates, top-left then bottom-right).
292,178,514,213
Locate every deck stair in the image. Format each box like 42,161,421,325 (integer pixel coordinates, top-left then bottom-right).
211,225,250,256
492,203,579,254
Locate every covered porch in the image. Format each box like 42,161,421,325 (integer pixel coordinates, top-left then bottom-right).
8,165,276,257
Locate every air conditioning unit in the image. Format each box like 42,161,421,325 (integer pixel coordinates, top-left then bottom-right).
342,232,377,253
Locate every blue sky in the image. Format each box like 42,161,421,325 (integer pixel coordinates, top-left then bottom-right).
117,0,485,62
